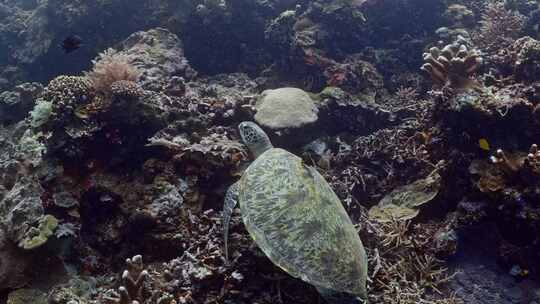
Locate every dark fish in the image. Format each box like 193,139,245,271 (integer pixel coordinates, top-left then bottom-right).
61,35,82,53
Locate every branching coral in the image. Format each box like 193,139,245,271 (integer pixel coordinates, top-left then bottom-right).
490,144,540,176
490,148,525,174
469,144,540,193
85,48,141,97
103,255,174,304
472,0,526,54
360,213,460,303
421,38,482,90
524,144,540,173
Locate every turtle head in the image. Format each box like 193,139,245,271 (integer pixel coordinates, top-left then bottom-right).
238,121,273,158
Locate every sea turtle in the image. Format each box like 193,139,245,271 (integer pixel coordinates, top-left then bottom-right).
222,121,368,303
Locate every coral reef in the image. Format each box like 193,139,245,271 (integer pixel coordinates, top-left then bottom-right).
472,0,527,55
3,0,540,303
0,82,42,125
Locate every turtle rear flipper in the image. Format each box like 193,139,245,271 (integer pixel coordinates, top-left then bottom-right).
316,286,367,304
223,182,239,262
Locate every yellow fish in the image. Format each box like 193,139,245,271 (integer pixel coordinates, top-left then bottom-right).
478,138,490,151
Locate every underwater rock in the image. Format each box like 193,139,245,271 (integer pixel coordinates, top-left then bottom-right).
369,172,441,222
437,84,534,148
254,87,319,146
510,36,540,82
147,180,184,219
0,229,33,292
0,66,26,92
443,4,475,28
117,27,197,91
16,129,46,167
264,9,298,54
0,82,43,125
48,277,96,304
435,26,471,43
317,86,391,134
9,4,52,65
324,54,384,98
0,178,47,248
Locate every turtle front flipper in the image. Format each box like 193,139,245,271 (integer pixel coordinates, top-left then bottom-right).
223,182,240,262
316,286,368,304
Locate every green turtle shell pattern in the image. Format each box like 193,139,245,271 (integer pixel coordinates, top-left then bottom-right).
239,148,367,296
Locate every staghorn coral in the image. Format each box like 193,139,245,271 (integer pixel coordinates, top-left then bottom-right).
421,37,482,90
472,0,526,54
85,48,141,97
359,212,460,303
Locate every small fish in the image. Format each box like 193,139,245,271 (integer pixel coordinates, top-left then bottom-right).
61,35,82,53
478,138,490,151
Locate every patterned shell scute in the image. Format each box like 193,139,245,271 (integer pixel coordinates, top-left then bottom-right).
239,148,367,295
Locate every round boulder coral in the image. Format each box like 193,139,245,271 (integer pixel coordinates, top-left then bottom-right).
255,87,318,130
254,87,320,146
